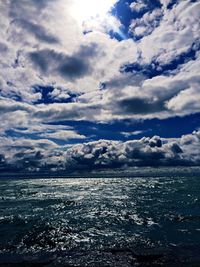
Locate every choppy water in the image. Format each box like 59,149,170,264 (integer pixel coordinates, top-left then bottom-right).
0,174,200,266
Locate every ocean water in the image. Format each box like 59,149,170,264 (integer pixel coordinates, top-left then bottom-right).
0,172,200,266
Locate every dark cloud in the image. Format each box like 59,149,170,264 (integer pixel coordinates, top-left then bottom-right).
4,150,43,172
170,143,183,154
33,104,82,121
148,136,162,148
29,44,98,80
0,43,8,53
12,19,59,44
9,0,53,18
116,97,166,114
14,149,42,161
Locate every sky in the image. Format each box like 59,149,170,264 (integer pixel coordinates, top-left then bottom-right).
0,0,200,174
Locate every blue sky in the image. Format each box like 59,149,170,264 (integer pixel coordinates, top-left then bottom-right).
0,0,200,173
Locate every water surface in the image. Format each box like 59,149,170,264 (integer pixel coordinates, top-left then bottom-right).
0,174,200,266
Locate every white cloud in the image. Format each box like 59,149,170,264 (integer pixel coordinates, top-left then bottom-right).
129,8,163,39
130,1,148,13
121,130,147,137
39,130,86,141
139,1,200,64
167,85,200,113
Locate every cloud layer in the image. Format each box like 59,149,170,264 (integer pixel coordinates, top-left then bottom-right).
0,0,200,172
0,131,200,173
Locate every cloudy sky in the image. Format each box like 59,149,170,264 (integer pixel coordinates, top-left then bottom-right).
0,0,200,173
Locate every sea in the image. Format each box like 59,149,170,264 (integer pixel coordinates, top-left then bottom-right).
0,167,200,266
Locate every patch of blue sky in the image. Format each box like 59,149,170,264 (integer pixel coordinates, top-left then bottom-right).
46,113,200,142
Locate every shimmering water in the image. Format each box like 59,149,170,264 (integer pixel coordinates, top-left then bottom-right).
0,174,200,266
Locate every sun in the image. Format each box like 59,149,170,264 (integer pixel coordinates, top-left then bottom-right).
71,0,116,23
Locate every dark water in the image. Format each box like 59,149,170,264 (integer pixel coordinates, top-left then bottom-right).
0,174,200,266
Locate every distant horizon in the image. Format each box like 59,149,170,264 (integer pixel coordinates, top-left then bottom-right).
1,166,200,180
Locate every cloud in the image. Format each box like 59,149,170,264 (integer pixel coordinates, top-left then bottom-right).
130,1,148,13
29,44,99,81
64,131,200,170
11,19,60,44
167,84,200,113
39,130,86,141
139,1,200,64
0,131,199,173
121,130,145,137
0,0,200,174
1,0,199,122
65,131,200,170
0,42,8,53
129,8,163,39
116,96,166,115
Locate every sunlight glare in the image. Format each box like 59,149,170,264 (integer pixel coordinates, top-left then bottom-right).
71,0,116,23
